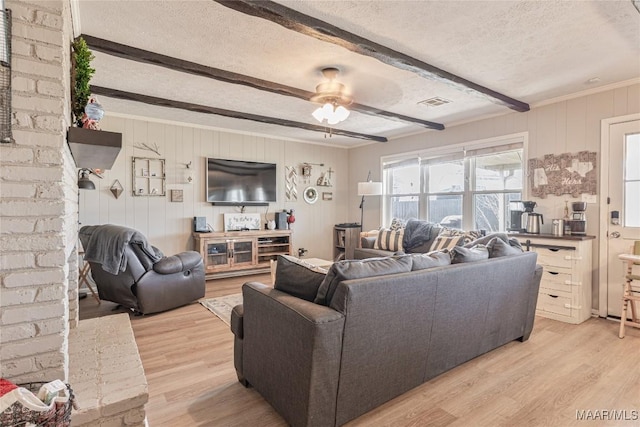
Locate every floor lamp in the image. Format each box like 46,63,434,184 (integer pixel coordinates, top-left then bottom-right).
358,171,382,231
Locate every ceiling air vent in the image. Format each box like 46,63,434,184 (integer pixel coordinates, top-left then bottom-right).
418,97,452,107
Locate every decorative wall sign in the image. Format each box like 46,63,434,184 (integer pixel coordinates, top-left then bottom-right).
285,166,298,201
528,151,597,198
316,167,333,187
224,213,261,231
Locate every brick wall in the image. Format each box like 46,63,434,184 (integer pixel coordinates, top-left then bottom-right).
0,0,76,383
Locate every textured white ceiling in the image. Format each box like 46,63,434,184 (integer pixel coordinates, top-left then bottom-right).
77,0,640,147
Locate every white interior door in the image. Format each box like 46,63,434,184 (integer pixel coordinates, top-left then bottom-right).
604,119,640,317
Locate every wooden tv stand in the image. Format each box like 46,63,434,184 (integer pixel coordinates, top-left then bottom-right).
193,230,292,279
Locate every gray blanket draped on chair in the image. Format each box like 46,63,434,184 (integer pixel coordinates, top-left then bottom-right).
79,224,162,274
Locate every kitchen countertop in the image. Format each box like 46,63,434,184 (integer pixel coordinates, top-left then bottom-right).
509,233,596,241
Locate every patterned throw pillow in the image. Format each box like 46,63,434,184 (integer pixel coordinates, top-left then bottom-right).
440,228,484,245
429,234,465,251
374,228,405,251
389,217,406,231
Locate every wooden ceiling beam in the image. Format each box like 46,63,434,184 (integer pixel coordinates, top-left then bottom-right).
81,34,444,131
90,86,388,143
215,0,530,113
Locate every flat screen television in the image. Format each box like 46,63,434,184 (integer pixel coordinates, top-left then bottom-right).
206,158,277,206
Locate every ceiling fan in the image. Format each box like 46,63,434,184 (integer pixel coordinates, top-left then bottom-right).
310,67,353,125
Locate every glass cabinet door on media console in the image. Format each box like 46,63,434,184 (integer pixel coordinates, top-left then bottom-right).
203,238,255,272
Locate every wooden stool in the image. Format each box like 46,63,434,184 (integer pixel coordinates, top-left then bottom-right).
79,252,101,304
618,241,640,338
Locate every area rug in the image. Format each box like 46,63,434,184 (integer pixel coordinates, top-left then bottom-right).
199,293,242,326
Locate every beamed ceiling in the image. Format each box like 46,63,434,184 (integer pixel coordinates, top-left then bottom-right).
76,0,640,148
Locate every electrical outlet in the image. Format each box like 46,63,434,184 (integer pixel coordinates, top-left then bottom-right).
581,194,597,203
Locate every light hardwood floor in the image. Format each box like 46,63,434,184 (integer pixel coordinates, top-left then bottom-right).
79,275,640,426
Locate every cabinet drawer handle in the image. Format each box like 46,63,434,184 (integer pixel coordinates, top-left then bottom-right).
547,271,559,275
549,295,559,298
564,303,582,309
548,248,560,252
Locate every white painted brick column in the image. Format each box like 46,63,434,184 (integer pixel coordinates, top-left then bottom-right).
0,0,77,383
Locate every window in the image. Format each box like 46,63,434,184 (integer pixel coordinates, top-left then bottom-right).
382,136,524,232
384,159,419,221
624,133,640,227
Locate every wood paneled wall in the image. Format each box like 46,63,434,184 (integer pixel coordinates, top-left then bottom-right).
79,117,350,260
348,82,640,310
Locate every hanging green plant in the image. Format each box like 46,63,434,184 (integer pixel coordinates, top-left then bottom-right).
71,37,95,125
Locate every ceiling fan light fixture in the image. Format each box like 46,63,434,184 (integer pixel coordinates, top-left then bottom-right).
310,67,353,125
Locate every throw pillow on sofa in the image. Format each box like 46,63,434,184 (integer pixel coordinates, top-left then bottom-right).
429,234,465,251
450,245,489,264
464,233,524,252
374,228,405,252
487,237,523,258
389,217,406,231
411,251,451,270
274,255,328,302
314,255,413,306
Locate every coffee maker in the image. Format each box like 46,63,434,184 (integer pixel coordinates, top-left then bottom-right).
508,200,525,232
568,202,587,235
522,201,543,234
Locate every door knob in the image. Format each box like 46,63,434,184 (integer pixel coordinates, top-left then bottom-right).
610,231,621,238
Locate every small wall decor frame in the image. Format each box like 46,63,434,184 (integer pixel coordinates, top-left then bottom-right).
170,189,183,202
132,157,165,196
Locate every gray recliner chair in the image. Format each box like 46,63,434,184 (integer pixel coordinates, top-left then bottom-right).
79,224,205,315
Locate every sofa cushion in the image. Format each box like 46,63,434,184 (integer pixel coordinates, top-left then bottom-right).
374,229,404,252
314,255,413,306
450,245,490,264
353,247,402,260
411,251,451,270
487,237,523,258
274,255,328,302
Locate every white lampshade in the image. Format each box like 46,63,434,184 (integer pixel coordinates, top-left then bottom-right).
358,181,382,196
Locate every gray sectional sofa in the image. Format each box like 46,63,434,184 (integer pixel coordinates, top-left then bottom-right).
231,250,542,427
